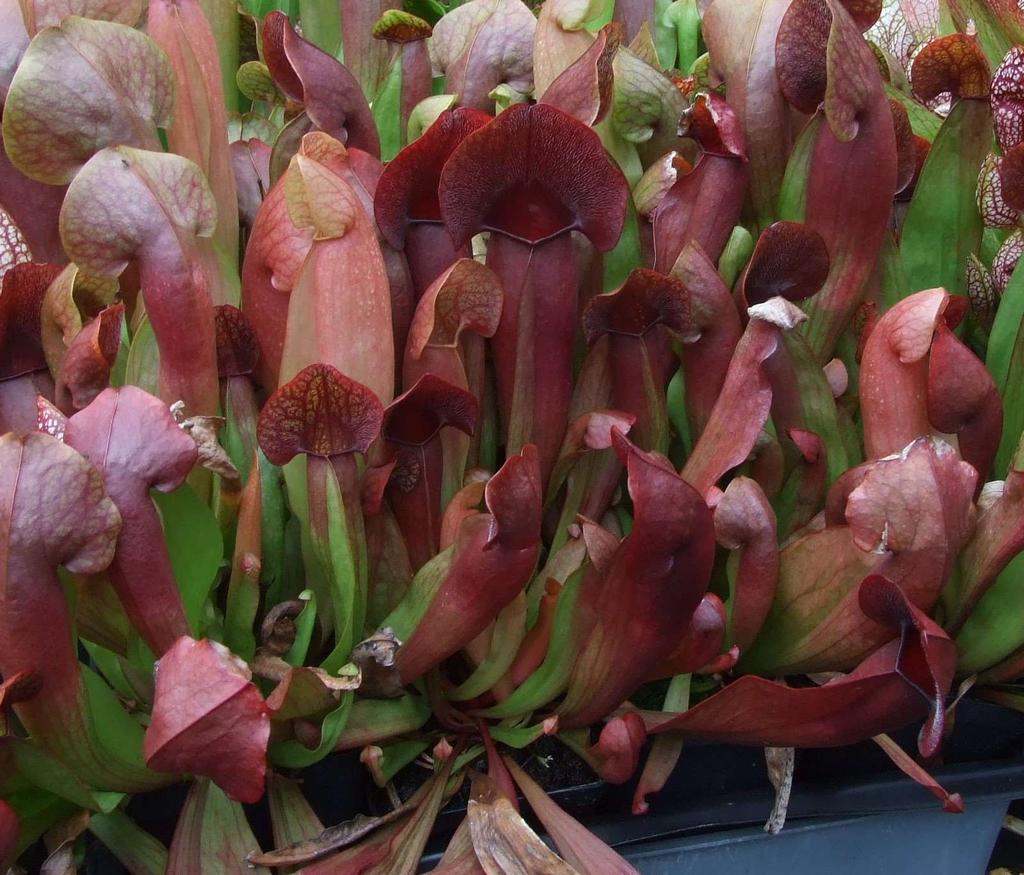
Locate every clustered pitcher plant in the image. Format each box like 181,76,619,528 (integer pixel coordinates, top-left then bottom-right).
3,0,1024,870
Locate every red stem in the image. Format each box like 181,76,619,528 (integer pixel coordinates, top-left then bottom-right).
405,223,470,301
107,499,191,656
142,251,220,416
488,233,577,481
387,441,444,570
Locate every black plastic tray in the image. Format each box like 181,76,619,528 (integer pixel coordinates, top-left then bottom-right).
417,701,1024,872
83,701,1024,872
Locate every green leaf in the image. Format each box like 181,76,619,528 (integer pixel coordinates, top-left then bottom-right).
602,200,643,291
2,786,76,859
651,0,676,68
125,632,156,676
983,227,1009,265
900,99,992,297
449,744,485,777
596,115,644,187
718,225,754,289
284,591,317,666
956,553,1024,674
667,366,693,457
781,332,849,483
941,0,1023,67
487,722,547,748
407,93,457,142
259,451,288,606
166,779,270,872
615,505,634,536
336,695,431,749
8,740,120,812
227,111,280,144
382,546,455,641
372,54,404,162
777,115,821,222
222,554,259,663
491,83,530,112
82,642,137,703
994,316,1024,475
363,738,431,786
89,810,169,875
242,0,295,15
123,315,160,397
475,567,584,719
448,596,526,701
206,238,242,306
275,514,307,609
315,466,363,673
664,0,700,72
81,666,150,787
404,0,447,25
109,316,131,388
298,0,342,56
282,455,331,631
152,485,225,635
986,255,1024,391
199,0,241,114
270,694,353,768
885,83,941,141
222,454,263,661
611,47,686,148
878,231,911,310
266,774,324,849
581,0,610,29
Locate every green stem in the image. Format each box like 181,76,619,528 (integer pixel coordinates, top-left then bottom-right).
299,0,342,57
199,0,240,113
